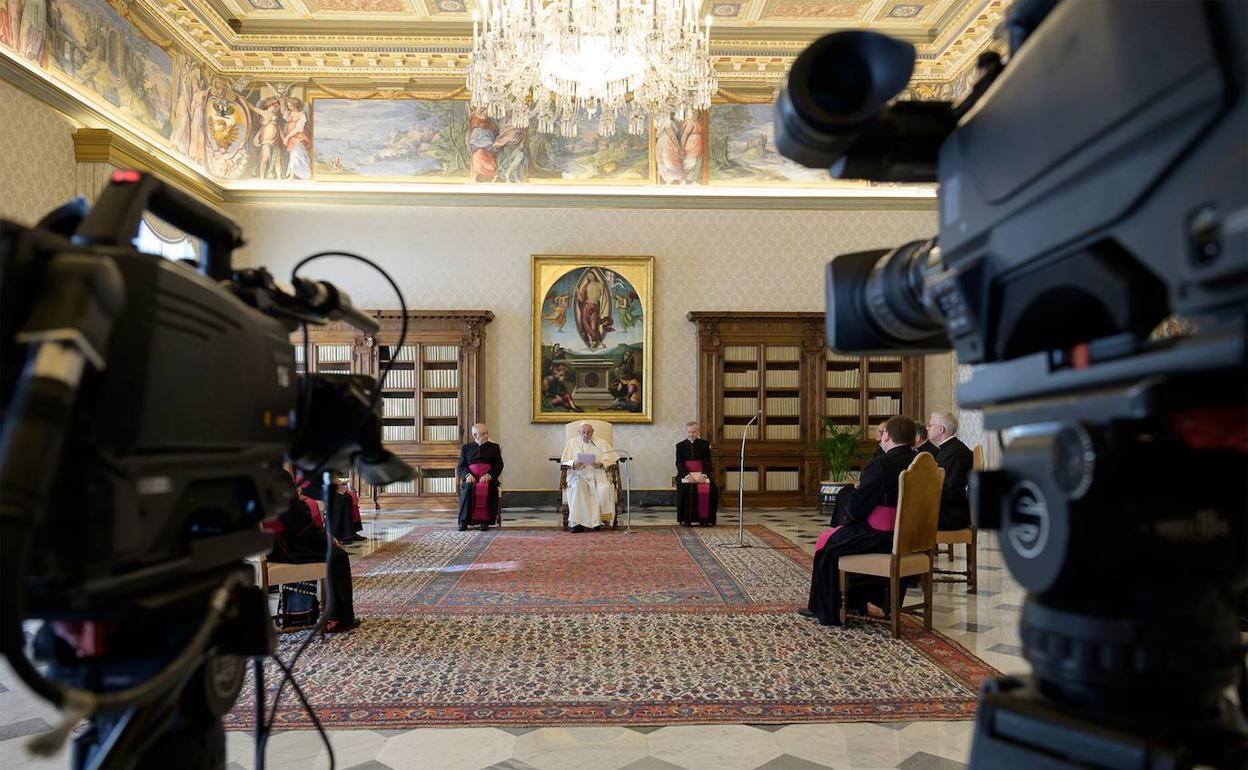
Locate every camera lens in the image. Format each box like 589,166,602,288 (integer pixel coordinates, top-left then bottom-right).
863,240,945,343
774,31,916,170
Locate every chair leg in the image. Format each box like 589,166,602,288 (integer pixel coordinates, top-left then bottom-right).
968,532,978,594
923,568,933,632
890,574,900,638
839,570,848,625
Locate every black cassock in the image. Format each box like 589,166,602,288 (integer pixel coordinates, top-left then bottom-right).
935,436,974,530
456,440,504,529
269,490,356,626
808,445,917,624
675,438,718,526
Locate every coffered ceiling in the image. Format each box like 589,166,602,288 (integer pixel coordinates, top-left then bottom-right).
145,0,1006,92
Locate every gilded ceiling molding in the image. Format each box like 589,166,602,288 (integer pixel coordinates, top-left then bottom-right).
135,0,1008,85
220,185,937,211
72,129,226,204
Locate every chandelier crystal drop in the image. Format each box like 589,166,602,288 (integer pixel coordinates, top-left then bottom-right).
468,0,717,137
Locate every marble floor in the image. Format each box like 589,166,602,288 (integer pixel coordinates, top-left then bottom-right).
0,507,1029,770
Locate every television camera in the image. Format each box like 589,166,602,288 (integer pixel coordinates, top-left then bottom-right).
775,0,1247,767
0,171,414,768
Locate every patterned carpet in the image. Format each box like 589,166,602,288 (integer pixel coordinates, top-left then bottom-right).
228,525,998,730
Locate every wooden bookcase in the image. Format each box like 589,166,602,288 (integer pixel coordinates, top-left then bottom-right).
292,310,494,510
688,311,924,505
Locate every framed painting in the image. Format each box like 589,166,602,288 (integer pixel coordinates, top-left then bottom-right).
532,255,654,423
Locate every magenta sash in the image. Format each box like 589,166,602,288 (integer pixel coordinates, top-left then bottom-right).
468,462,493,522
685,460,710,520
814,505,897,553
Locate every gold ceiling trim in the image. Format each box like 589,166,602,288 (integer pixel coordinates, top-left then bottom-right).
72,129,226,205
140,0,1004,86
220,185,938,211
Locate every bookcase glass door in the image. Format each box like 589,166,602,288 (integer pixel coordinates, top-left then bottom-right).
721,344,760,443
290,310,493,511
762,345,801,442
421,344,461,444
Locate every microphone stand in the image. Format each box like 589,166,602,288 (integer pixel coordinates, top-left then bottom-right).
600,449,633,533
720,409,761,549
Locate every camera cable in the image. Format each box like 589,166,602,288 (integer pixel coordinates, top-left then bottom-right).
256,250,408,770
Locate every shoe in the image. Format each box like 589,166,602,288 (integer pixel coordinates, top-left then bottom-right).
480,523,489,531
458,524,468,532
571,525,585,533
797,608,817,620
326,619,362,634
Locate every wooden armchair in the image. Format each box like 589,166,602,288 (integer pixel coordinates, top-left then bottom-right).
934,444,983,592
838,452,944,638
548,419,622,529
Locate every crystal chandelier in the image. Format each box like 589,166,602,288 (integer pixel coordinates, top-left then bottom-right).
467,0,717,137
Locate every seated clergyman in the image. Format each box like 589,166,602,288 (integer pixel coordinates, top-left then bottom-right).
560,422,617,532
675,421,717,527
457,423,503,532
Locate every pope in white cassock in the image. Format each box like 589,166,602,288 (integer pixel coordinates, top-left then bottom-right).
560,422,617,531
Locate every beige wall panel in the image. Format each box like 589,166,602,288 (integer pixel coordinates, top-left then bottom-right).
0,79,77,226
228,202,940,490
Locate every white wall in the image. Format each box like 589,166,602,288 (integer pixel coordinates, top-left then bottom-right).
229,201,945,490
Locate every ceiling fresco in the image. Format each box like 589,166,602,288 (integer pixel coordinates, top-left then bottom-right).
138,0,1005,93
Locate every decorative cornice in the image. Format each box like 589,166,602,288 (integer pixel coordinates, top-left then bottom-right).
73,129,226,204
138,0,1006,84
220,183,938,210
1,53,225,204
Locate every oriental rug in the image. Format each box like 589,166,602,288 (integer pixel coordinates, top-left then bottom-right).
226,525,999,730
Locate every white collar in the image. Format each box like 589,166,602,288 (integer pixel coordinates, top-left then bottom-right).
936,434,956,447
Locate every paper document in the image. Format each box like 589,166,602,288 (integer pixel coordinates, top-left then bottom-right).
576,453,597,466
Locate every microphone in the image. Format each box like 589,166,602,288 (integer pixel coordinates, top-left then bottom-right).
599,449,633,532
293,277,380,335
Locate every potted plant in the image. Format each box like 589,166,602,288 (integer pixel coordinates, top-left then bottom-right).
814,419,862,517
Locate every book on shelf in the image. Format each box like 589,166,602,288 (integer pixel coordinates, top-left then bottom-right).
383,368,416,389
424,396,460,418
823,397,860,416
764,345,801,362
316,344,353,363
764,369,800,388
382,397,416,418
423,425,461,442
723,396,759,416
723,371,759,388
389,345,417,362
826,352,859,363
764,424,801,440
868,395,902,415
424,345,459,362
867,371,903,389
722,424,759,440
382,425,418,441
382,479,417,494
765,471,800,491
723,345,756,362
422,477,456,494
825,369,861,389
724,470,760,492
423,368,460,389
764,396,800,416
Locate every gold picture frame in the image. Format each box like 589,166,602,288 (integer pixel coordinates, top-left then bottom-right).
532,255,654,423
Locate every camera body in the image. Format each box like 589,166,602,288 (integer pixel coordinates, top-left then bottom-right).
0,172,413,767
777,1,1247,767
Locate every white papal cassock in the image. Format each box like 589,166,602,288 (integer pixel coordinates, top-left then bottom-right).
560,437,617,529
